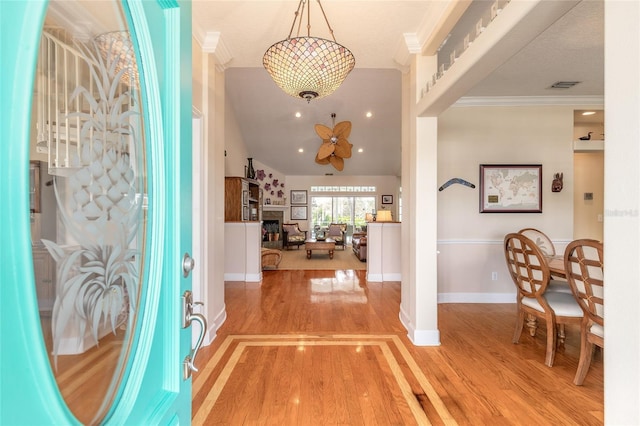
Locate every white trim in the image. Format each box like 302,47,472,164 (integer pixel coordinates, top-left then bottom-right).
399,307,441,346
224,273,246,281
438,292,516,303
454,95,604,107
246,272,262,283
367,273,382,282
383,272,402,281
202,305,227,346
437,239,572,245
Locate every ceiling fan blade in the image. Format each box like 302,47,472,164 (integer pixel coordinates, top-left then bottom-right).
317,141,335,159
333,121,352,139
315,153,330,164
329,155,344,171
334,139,353,158
315,124,334,140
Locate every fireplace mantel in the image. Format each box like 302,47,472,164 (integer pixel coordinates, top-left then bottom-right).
263,204,288,211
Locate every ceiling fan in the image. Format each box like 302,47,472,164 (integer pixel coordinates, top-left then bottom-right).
314,113,353,171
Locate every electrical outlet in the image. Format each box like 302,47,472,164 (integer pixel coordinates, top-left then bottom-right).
491,272,498,281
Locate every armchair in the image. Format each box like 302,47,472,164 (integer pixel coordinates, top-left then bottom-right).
327,223,347,250
282,223,308,250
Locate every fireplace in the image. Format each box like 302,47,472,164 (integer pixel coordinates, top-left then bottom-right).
262,210,283,249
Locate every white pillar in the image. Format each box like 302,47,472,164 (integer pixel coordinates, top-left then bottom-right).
604,1,640,422
400,54,440,345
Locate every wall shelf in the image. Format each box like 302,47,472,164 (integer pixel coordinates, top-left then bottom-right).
573,139,604,152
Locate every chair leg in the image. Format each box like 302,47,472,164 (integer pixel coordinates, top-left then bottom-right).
574,328,595,385
526,314,538,337
557,324,566,345
544,318,557,367
513,310,525,343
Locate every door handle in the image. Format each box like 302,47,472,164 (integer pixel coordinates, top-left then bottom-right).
182,290,208,380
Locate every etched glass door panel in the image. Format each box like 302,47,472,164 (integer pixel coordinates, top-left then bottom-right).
31,2,145,423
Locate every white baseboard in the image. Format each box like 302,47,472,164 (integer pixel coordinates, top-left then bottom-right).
203,305,227,346
246,272,262,282
438,292,516,303
383,272,401,281
367,273,382,282
366,273,401,282
399,306,441,346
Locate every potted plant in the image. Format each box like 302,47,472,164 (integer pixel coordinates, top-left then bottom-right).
266,223,280,241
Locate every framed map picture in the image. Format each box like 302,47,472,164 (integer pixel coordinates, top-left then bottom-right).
480,164,542,213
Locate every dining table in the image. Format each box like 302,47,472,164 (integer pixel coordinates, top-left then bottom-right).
544,255,566,279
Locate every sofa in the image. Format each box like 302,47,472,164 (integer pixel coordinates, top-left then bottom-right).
352,232,367,261
282,223,308,250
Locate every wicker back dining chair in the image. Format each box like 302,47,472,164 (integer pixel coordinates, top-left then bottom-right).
564,239,604,385
504,233,583,367
518,227,569,287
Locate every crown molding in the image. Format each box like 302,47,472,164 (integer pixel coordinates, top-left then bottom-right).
393,33,420,71
453,95,604,107
204,32,233,72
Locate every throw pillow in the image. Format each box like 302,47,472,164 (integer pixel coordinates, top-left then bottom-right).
283,224,301,236
328,224,342,236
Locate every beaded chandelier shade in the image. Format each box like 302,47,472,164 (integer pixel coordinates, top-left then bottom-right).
94,31,139,87
263,0,355,102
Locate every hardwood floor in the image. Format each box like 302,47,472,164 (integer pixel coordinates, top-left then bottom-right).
192,269,603,425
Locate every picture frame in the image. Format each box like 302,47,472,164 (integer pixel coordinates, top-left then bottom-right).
290,190,307,205
242,190,248,205
291,205,307,220
381,195,393,204
480,164,542,213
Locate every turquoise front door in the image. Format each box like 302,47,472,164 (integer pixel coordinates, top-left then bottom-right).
0,0,194,424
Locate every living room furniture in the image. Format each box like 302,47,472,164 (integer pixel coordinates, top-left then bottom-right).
327,223,347,250
352,232,367,261
564,238,604,385
282,223,308,250
261,248,282,270
224,177,262,222
503,233,583,367
305,238,336,259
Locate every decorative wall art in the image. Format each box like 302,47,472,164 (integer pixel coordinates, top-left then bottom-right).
291,205,307,220
381,195,393,204
290,190,307,205
480,164,542,213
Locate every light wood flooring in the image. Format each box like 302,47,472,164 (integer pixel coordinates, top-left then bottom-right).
192,269,604,425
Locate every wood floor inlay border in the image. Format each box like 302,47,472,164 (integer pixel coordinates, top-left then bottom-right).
193,334,457,425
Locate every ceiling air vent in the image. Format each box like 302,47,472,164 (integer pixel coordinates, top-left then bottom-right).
549,81,581,89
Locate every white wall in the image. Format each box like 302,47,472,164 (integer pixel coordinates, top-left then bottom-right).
436,105,575,301
224,96,249,178
573,151,604,241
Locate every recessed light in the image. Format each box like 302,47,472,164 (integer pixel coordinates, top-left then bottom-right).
295,112,302,118
358,148,363,153
298,148,304,153
365,112,373,118
582,111,596,116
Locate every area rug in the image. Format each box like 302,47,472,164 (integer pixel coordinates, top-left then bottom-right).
276,244,366,270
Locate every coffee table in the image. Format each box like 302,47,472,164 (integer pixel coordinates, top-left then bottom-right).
305,238,336,259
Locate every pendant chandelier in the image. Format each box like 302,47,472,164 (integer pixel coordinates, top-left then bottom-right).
263,0,355,102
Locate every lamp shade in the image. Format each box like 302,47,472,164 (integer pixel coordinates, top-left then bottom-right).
263,36,355,101
376,210,392,222
365,213,373,223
